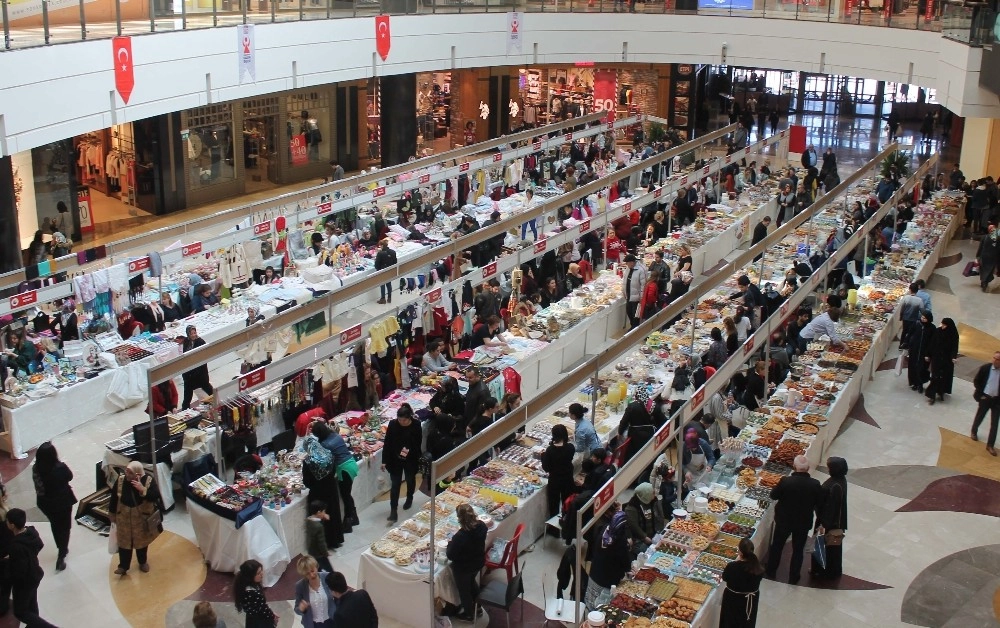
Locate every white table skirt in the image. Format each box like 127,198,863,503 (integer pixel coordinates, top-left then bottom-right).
187,500,290,587
260,492,309,559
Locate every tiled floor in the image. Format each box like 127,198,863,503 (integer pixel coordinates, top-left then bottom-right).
2,112,996,628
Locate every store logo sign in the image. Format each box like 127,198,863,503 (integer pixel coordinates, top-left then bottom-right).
533,238,547,254
181,242,202,257
690,387,706,411
680,176,689,186
253,220,271,236
493,153,503,163
654,426,671,449
238,367,266,392
622,201,632,215
743,335,756,356
127,257,150,273
317,201,333,215
459,162,470,173
424,287,442,304
373,187,386,199
579,220,591,233
9,290,37,310
654,188,663,199
483,262,498,279
532,141,541,151
339,324,363,345
419,174,431,185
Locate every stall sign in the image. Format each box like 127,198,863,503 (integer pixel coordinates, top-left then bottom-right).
424,287,442,304
532,141,541,151
9,290,37,310
181,242,202,257
493,153,503,163
127,257,150,274
459,162,470,173
654,425,671,449
742,335,756,356
373,186,386,198
622,201,633,216
579,220,591,234
483,262,498,279
290,134,308,166
419,174,431,185
317,201,333,215
690,387,706,412
533,238,547,254
238,367,266,391
594,480,615,513
253,220,271,236
339,324,363,345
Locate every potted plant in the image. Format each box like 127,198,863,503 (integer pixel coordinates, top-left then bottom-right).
880,150,911,182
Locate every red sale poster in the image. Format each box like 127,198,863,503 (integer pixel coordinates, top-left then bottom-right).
593,70,617,123
290,134,308,166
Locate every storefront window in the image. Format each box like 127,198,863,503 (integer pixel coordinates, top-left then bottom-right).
286,92,330,167
183,104,237,189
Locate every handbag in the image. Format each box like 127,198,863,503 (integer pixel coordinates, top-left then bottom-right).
144,507,162,536
825,529,845,546
107,523,118,554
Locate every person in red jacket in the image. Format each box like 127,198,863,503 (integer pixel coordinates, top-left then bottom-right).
148,380,178,417
640,271,662,321
296,407,327,438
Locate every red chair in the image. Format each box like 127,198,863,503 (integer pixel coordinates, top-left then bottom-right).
613,437,632,469
484,522,525,582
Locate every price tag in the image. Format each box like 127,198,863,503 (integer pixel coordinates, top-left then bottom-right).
533,238,547,254
127,257,150,274
690,387,706,411
181,242,202,257
459,163,470,173
339,324,363,345
483,262,498,279
493,153,503,163
238,367,266,392
253,220,271,236
579,220,591,233
373,187,386,198
419,174,431,185
425,287,442,304
742,335,756,357
8,290,37,310
317,201,333,215
594,480,615,513
532,141,541,151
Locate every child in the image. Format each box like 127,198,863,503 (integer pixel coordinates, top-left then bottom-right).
306,500,334,573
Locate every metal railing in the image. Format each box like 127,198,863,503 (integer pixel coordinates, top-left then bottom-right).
0,0,944,52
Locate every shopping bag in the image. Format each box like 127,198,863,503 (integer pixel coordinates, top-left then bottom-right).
894,352,906,377
107,523,118,554
963,261,980,277
812,533,827,569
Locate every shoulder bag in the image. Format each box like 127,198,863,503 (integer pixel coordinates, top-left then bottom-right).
825,483,845,546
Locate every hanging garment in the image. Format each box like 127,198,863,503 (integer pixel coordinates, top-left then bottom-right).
229,244,251,285
107,263,129,294
92,269,111,293
74,274,97,303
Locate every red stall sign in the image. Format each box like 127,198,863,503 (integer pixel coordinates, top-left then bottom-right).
239,368,266,391
181,242,202,257
339,324,363,345
127,257,150,274
9,290,37,310
253,220,271,236
533,238,548,254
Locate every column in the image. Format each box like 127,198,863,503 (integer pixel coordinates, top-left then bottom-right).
380,74,417,168
0,157,25,273
957,117,1000,181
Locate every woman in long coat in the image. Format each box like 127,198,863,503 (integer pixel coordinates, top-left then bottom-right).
109,461,163,575
907,311,935,394
300,435,345,549
925,317,959,404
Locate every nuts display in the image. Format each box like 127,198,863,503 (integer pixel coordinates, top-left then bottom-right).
656,598,699,622
696,552,731,570
705,542,739,560
670,519,703,535
707,498,730,514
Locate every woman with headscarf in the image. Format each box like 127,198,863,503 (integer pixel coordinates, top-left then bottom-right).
109,461,163,576
564,263,585,293
812,457,848,579
682,428,715,476
585,506,631,610
907,311,935,394
311,422,359,531
623,483,664,555
925,318,959,405
299,435,345,549
720,538,765,627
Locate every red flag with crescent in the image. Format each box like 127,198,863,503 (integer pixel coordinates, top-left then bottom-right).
375,15,390,61
113,36,135,104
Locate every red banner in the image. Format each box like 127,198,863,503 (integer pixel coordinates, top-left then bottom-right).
925,0,934,20
375,15,391,61
593,70,616,123
113,36,135,104
290,134,308,166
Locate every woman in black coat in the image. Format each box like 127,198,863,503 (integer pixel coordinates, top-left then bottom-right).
381,403,423,519
811,456,848,579
925,317,959,404
540,424,576,518
447,504,488,621
300,436,345,549
32,442,76,572
907,311,935,394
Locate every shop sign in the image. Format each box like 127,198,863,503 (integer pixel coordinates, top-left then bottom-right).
533,238,547,254
77,188,94,234
239,367,266,391
373,187,386,198
317,201,333,215
375,15,391,61
690,387,706,412
253,220,271,236
742,335,756,356
181,242,202,257
579,220,591,234
925,0,934,21
290,134,308,166
238,24,256,84
653,188,663,199
127,257,151,274
622,201,632,216
483,262,498,279
493,153,503,163
112,36,135,104
594,480,615,513
424,287,442,304
506,11,522,55
459,162,470,173
9,290,37,310
654,425,671,449
593,70,617,123
339,324,363,345
532,141,541,151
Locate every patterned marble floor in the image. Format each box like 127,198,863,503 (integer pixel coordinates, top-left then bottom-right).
0,115,995,628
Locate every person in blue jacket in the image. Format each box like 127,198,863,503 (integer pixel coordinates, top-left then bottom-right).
311,421,360,531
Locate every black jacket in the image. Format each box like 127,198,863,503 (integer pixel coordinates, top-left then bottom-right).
9,526,44,586
447,522,488,571
463,381,489,428
382,419,423,473
770,472,823,531
33,461,77,513
751,221,769,246
429,389,465,418
333,589,379,628
374,247,397,271
973,362,1000,401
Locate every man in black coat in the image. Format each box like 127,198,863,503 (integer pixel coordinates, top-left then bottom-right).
751,216,771,261
972,351,1000,456
765,456,824,584
6,509,56,628
374,239,397,304
462,369,490,432
328,571,379,627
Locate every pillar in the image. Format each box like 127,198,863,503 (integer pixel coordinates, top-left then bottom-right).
0,157,25,273
380,74,417,167
958,117,1000,181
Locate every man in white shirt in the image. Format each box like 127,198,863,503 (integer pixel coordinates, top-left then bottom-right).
972,351,1000,456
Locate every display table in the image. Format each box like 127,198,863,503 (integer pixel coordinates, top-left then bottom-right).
260,492,308,559
690,199,778,276
188,499,290,587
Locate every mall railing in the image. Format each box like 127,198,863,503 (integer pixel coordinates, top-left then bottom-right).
0,0,943,51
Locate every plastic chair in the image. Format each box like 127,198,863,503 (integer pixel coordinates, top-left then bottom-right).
477,562,525,628
483,522,525,582
612,437,632,469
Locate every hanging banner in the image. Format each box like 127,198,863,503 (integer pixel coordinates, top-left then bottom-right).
924,0,934,20
112,36,135,104
238,24,256,84
290,134,309,166
593,69,617,123
375,15,391,61
506,11,522,55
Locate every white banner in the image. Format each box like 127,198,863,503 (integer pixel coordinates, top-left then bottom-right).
238,24,256,84
506,11,522,55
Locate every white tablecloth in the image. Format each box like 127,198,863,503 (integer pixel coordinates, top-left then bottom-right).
690,199,778,276
187,500,290,587
260,493,308,559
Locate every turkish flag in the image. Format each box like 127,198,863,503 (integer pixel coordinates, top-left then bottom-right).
375,15,390,61
113,36,135,104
